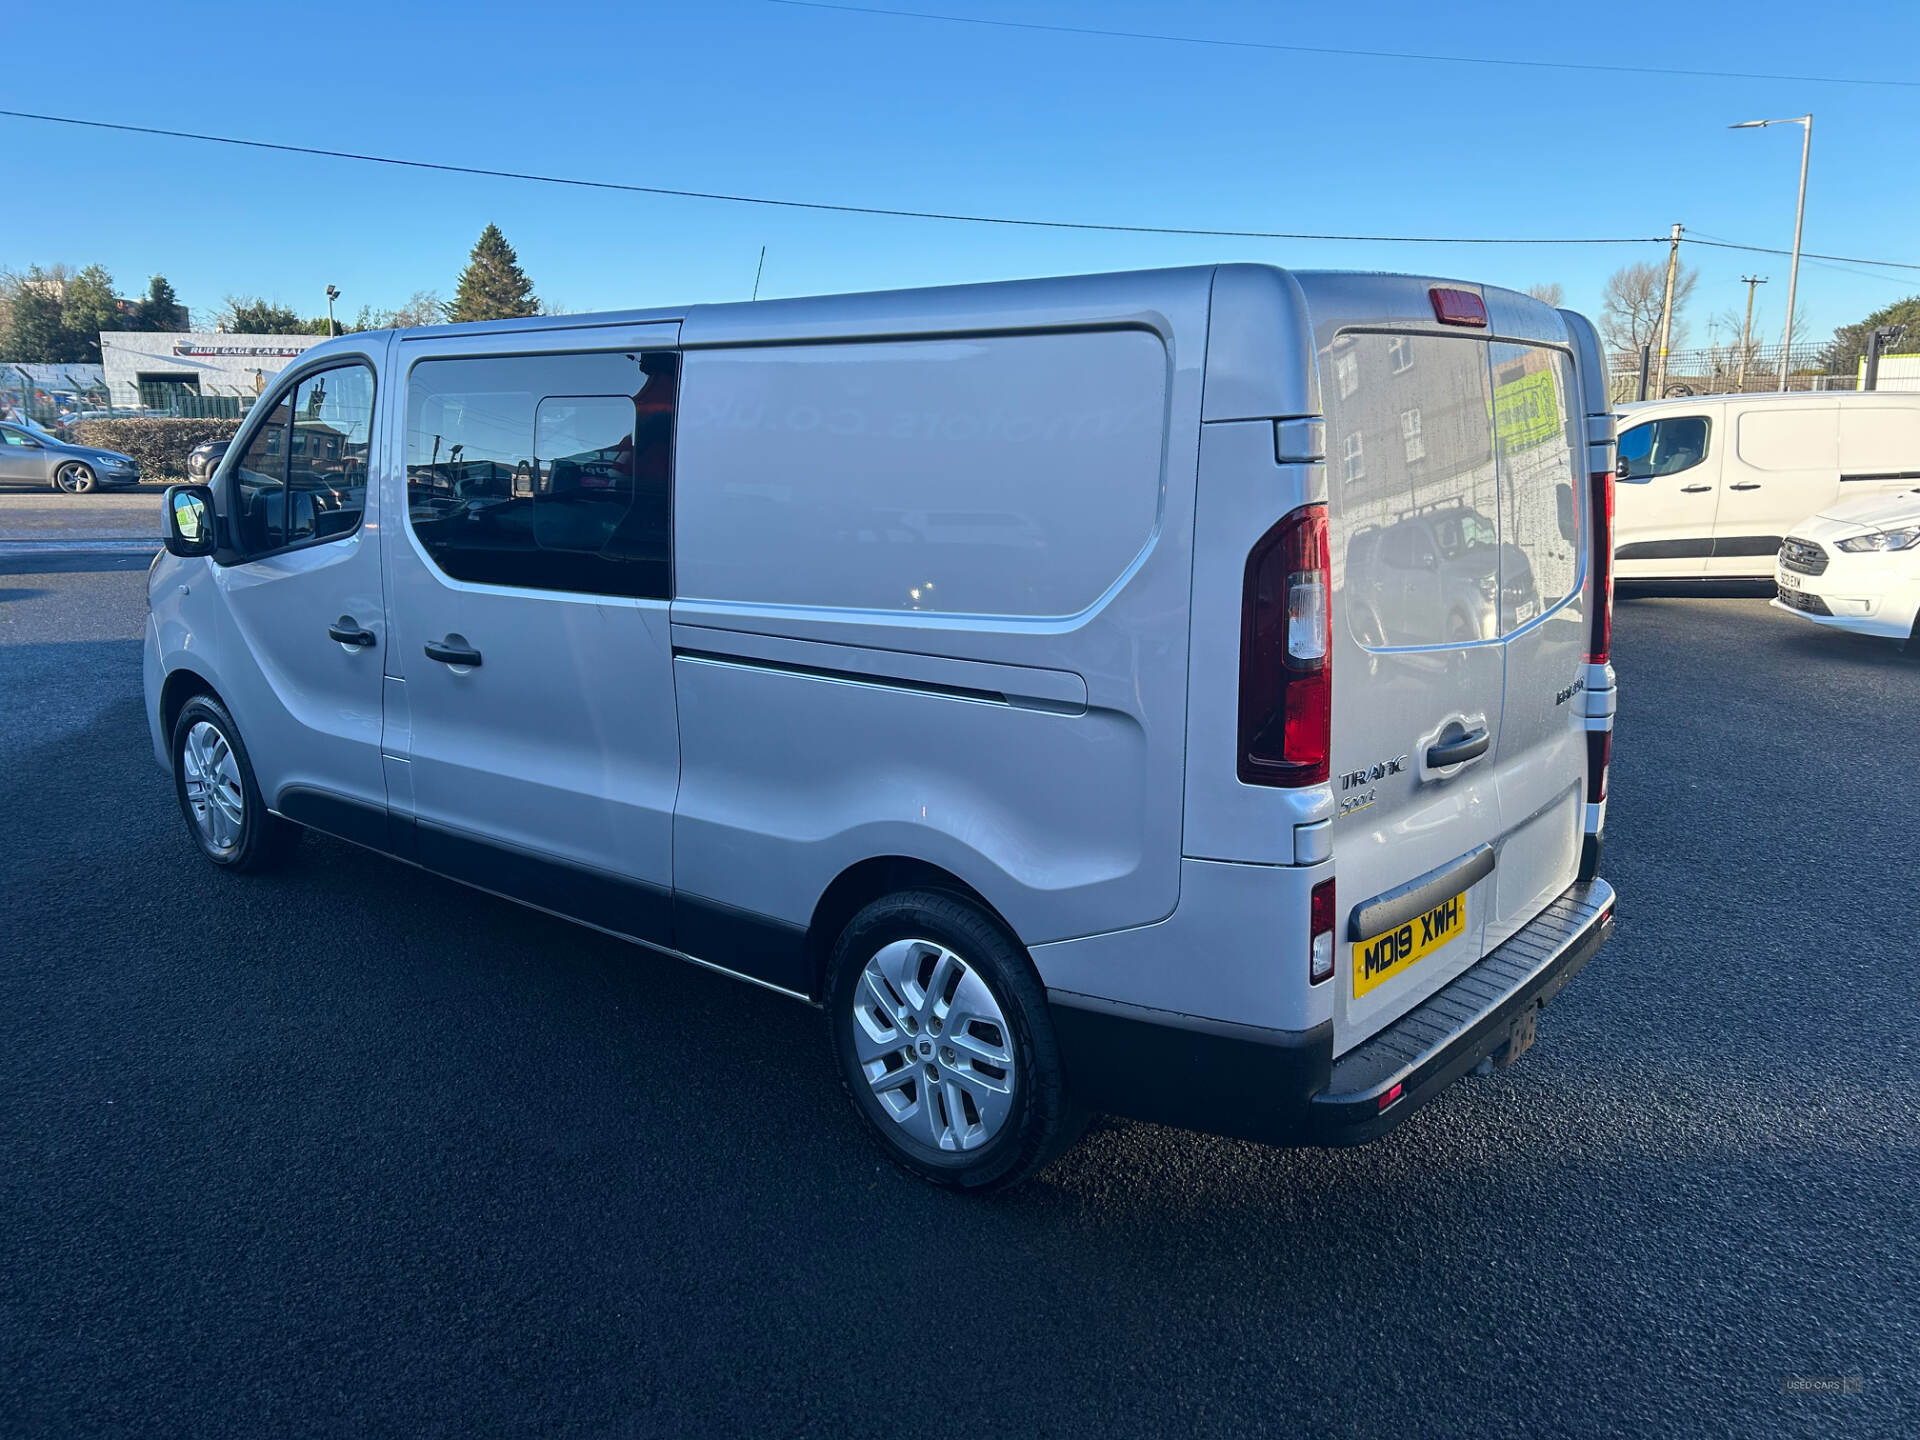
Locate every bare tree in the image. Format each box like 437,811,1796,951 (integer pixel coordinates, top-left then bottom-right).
1524,282,1565,308
1600,261,1697,359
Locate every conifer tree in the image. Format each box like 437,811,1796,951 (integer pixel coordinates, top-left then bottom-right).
445,224,540,323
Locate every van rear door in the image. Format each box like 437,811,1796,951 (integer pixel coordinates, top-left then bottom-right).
1317,313,1511,1051
1309,278,1594,1053
1482,331,1589,949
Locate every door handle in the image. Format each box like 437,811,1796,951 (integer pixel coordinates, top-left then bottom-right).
1680,484,1713,493
1729,482,1762,491
424,637,483,668
1427,728,1491,768
327,619,377,648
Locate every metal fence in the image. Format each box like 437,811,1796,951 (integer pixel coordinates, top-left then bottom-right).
1607,342,1853,405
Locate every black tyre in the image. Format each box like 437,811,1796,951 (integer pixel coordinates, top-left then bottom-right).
170,695,300,872
52,462,96,495
827,889,1085,1192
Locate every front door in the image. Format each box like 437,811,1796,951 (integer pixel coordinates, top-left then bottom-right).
1613,408,1718,577
380,325,682,946
209,354,389,841
0,424,50,484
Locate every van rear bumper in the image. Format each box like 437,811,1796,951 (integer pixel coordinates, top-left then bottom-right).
1048,877,1615,1147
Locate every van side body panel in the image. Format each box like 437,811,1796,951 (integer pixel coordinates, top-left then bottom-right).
668,270,1211,959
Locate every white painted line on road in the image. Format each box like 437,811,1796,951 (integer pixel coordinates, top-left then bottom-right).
0,539,160,556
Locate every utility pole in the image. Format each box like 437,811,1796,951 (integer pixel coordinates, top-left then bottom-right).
1653,223,1683,399
1737,276,1767,392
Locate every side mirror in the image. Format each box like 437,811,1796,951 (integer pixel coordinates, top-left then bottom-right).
163,484,216,557
1556,482,1578,543
1615,453,1631,481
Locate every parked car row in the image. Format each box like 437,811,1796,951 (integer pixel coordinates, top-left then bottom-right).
1613,390,1920,647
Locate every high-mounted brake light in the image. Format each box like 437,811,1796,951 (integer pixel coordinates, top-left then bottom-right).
1309,878,1336,985
1238,504,1331,786
1429,287,1488,327
1588,468,1615,664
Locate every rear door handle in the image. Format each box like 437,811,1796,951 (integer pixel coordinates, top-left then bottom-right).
424,638,483,668
1426,729,1491,768
1729,482,1762,491
1680,483,1713,493
327,619,377,648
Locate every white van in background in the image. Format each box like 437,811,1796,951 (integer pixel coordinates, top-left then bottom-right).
145,266,1617,1191
1614,392,1920,579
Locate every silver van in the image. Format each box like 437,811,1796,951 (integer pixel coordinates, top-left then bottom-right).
145,266,1618,1190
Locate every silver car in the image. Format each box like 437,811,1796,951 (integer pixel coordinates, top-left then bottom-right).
0,419,141,493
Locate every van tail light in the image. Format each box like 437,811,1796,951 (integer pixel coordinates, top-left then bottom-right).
1588,469,1615,664
1238,504,1331,786
1309,878,1336,985
1586,729,1611,804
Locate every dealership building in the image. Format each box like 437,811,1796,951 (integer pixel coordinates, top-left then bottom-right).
100,331,328,414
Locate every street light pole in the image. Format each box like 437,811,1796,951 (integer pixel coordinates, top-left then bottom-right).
1731,114,1812,391
325,284,341,337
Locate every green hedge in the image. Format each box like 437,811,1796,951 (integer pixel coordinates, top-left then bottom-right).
67,418,243,481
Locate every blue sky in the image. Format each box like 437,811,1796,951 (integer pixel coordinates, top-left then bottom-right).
5,0,1917,346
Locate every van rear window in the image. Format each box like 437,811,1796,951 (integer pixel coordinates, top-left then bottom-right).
1329,332,1581,647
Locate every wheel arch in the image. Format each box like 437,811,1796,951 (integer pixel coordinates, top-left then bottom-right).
159,666,224,747
805,856,1019,1002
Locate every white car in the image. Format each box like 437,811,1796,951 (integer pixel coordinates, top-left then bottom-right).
1775,487,1920,644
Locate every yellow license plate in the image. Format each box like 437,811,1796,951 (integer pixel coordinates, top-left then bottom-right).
1354,891,1467,998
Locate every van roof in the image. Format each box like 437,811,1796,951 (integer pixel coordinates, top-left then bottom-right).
328,263,1569,346
1618,390,1920,419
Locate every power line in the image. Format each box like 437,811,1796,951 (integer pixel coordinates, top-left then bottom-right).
1683,235,1920,274
766,0,1920,90
6,108,1916,280
0,108,1659,247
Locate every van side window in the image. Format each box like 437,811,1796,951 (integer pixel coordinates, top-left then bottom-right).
288,366,375,544
1618,416,1709,479
232,388,293,553
226,362,375,557
404,351,678,600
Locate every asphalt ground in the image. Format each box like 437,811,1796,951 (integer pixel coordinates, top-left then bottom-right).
2,550,1915,1438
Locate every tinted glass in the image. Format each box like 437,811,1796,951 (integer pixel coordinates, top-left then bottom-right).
1489,343,1582,629
233,390,293,553
1619,415,1710,478
288,365,375,543
0,426,36,445
405,351,676,599
1332,332,1499,647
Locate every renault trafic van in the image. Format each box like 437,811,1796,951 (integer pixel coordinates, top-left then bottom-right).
146,266,1618,1191
1615,391,1920,579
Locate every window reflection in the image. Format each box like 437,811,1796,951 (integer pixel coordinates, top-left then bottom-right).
405,351,677,600
1333,333,1502,646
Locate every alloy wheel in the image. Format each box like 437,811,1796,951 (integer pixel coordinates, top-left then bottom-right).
54,463,95,494
180,720,245,854
850,938,1017,1152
